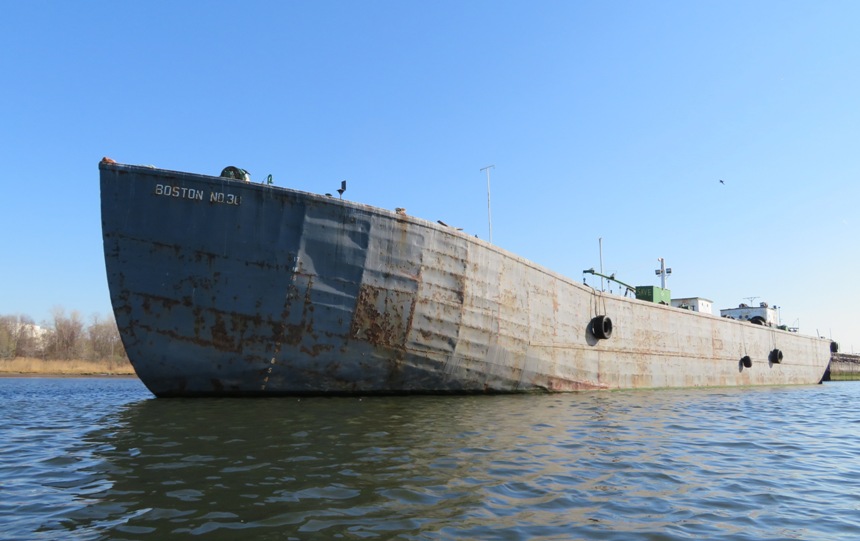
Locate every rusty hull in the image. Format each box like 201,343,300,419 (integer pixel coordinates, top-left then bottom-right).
100,162,832,396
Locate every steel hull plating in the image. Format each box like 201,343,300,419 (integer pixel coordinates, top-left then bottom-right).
100,162,831,396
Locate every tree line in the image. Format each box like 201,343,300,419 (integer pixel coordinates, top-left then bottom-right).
0,308,127,362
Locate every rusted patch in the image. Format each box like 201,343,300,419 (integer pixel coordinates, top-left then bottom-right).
210,314,235,352
135,294,279,355
350,284,415,348
192,250,217,266
140,294,181,315
540,376,607,391
276,322,305,347
301,342,334,357
269,273,315,349
148,240,183,258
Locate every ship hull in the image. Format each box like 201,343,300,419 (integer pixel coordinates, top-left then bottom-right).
100,162,831,396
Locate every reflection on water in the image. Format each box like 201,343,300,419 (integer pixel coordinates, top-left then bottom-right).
3,379,860,540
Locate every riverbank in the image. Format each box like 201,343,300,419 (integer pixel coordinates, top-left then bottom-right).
0,357,135,376
3,355,855,380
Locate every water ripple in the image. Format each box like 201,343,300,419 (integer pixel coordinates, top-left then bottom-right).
3,380,860,540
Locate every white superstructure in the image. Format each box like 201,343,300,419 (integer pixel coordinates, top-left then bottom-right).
720,302,778,327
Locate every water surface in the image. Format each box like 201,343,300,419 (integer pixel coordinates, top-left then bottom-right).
2,378,859,540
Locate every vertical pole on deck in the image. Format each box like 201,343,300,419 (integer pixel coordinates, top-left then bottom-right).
599,237,604,291
480,165,495,243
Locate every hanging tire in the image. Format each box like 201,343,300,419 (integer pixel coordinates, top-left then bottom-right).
749,316,766,326
831,341,839,353
741,356,752,368
769,349,784,364
591,315,613,340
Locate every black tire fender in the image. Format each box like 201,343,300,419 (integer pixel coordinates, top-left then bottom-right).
769,349,784,364
591,315,613,340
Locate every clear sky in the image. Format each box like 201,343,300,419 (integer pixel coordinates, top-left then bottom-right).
2,1,858,352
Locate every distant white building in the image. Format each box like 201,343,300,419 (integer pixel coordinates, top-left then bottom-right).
719,302,778,327
19,323,48,341
0,320,47,357
670,297,713,315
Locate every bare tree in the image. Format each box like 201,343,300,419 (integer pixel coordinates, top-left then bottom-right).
86,313,125,361
0,310,126,362
0,314,40,359
45,307,85,360
0,316,15,359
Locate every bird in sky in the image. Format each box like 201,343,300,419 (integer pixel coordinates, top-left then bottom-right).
719,179,725,184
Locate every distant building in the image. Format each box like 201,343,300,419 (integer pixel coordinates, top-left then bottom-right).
0,320,47,357
670,297,713,315
19,323,47,342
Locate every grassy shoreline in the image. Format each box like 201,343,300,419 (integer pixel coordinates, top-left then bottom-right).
0,357,135,377
5,357,857,382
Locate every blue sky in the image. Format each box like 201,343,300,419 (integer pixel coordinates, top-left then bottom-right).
2,1,858,352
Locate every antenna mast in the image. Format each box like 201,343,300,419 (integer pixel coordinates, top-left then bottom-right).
655,258,672,289
599,237,604,291
480,165,495,243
